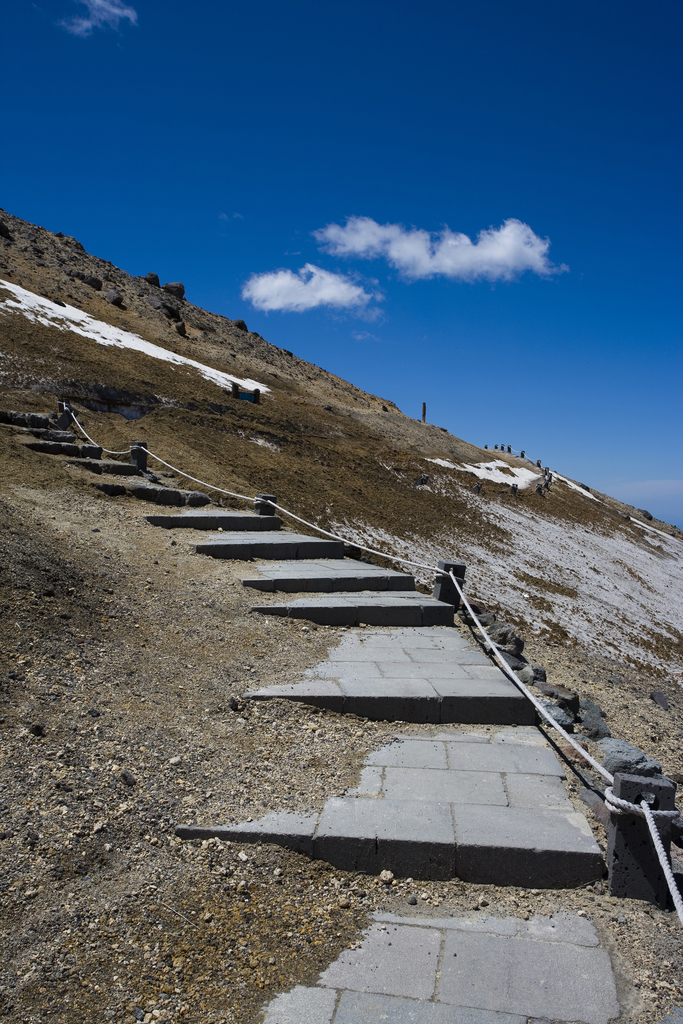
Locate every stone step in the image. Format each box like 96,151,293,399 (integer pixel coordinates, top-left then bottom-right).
242,559,415,593
252,593,454,627
196,532,345,561
146,510,281,530
260,910,619,1024
246,626,534,723
24,440,103,459
177,730,602,888
69,458,140,476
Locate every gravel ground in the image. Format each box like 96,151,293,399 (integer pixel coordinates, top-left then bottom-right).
0,439,682,1024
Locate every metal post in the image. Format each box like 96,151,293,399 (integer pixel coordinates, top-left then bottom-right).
254,493,276,516
422,402,426,423
432,560,466,611
130,442,148,472
606,772,677,909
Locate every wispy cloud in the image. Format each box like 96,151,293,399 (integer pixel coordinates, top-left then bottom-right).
242,263,381,313
314,216,567,282
61,0,138,37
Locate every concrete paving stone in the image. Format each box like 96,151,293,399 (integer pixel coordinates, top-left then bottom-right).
435,685,535,727
146,511,282,530
312,659,383,675
314,798,455,878
452,805,603,887
382,767,508,806
494,728,549,746
348,766,384,796
241,559,415,593
339,678,440,723
373,913,518,936
245,680,345,712
465,664,514,679
176,811,318,854
437,930,619,1024
403,648,481,663
504,773,574,810
366,740,449,770
262,984,337,1024
517,912,600,947
317,922,441,999
377,663,484,679
333,990,525,1024
332,648,413,663
396,732,491,743
197,533,344,560
445,743,564,776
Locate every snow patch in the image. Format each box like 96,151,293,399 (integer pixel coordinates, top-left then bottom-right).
461,459,540,489
0,279,268,394
553,472,600,502
426,458,458,469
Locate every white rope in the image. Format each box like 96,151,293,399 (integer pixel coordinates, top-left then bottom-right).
641,799,683,926
604,788,680,821
71,412,130,456
446,570,615,783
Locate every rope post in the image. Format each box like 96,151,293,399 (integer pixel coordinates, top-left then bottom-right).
56,400,73,430
607,772,677,909
253,389,260,405
231,382,240,400
421,402,426,423
433,560,465,611
507,445,511,453
130,441,148,472
254,493,276,516
511,483,518,497
520,450,525,458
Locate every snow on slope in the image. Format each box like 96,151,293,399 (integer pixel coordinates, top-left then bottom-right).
427,457,540,489
0,280,268,394
334,499,683,680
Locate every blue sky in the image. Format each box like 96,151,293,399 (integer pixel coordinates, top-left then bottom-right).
4,0,682,524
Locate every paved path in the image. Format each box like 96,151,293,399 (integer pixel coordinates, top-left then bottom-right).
247,628,533,724
178,725,601,887
261,910,620,1024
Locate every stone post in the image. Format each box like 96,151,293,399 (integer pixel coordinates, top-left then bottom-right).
253,389,261,405
255,493,276,516
432,560,465,611
56,400,73,430
130,441,148,472
231,382,240,400
606,772,677,909
520,450,525,458
510,484,518,496
422,402,426,423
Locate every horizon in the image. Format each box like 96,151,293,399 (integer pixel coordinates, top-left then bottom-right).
3,0,682,525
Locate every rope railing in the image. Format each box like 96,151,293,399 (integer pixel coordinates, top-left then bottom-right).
67,407,683,923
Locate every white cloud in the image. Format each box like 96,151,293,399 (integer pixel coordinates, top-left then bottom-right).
62,0,138,36
242,263,380,313
314,215,567,282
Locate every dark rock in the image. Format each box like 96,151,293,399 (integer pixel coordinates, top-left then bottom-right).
599,738,662,777
579,699,611,739
488,622,525,655
532,665,547,683
650,690,669,710
407,895,418,905
83,275,102,290
105,289,123,306
579,789,610,827
637,509,653,521
608,674,622,686
146,295,180,320
498,650,527,671
144,273,160,288
162,281,185,300
414,475,430,486
538,699,574,731
538,682,579,717
119,768,136,787
175,321,186,337
88,709,101,718
29,723,46,737
0,220,12,240
478,613,496,627
324,405,333,412
233,319,248,332
53,298,66,307
133,1010,145,1023
229,697,240,711
472,480,483,493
